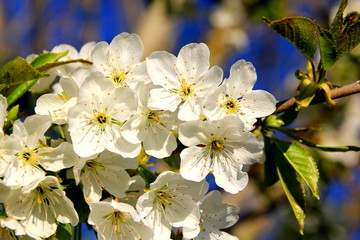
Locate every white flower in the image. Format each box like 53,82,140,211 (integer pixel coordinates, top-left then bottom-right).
204,59,276,130
146,43,223,121
4,176,79,239
88,200,153,240
136,171,208,240
68,73,140,158
3,115,78,188
35,68,89,124
178,116,263,194
91,32,150,88
73,150,138,204
183,190,240,240
122,82,178,158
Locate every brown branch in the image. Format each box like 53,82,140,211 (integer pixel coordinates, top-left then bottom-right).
273,81,360,114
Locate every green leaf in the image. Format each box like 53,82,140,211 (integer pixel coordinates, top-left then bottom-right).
263,16,318,60
318,27,338,70
0,57,44,88
337,11,360,57
30,50,68,68
274,138,320,200
53,223,72,240
278,128,360,152
3,104,19,132
274,142,305,234
330,0,348,39
6,79,38,106
264,137,279,186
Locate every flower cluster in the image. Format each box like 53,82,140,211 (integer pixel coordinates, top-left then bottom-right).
0,32,276,239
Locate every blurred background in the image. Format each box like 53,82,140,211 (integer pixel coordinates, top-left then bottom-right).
0,0,359,239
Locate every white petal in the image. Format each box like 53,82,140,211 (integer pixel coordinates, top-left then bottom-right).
213,160,249,194
227,59,257,96
143,126,177,158
203,85,228,120
179,120,210,146
108,87,138,123
38,142,79,171
35,94,68,124
109,33,144,70
200,190,240,229
110,136,141,158
126,61,152,87
79,41,96,61
166,195,200,228
180,147,211,182
194,65,223,95
178,97,203,121
177,43,210,81
146,51,179,88
59,76,79,98
23,115,52,148
240,90,276,118
148,88,181,111
81,170,103,204
121,114,147,144
143,207,172,240
91,41,112,74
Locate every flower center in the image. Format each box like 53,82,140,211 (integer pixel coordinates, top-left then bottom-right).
110,69,128,87
178,78,196,101
207,136,225,156
92,111,111,130
35,186,51,205
145,110,160,125
105,211,130,235
155,187,175,207
220,95,240,114
17,147,39,165
85,159,105,171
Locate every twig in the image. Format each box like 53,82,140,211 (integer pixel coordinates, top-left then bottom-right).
273,81,360,114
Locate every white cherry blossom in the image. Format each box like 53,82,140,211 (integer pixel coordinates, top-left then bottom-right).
122,82,178,158
91,32,150,88
146,43,223,121
73,150,138,204
68,73,140,158
183,190,240,240
4,176,79,239
88,200,153,240
3,115,78,189
136,171,208,240
178,116,263,194
204,59,276,130
35,68,89,124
